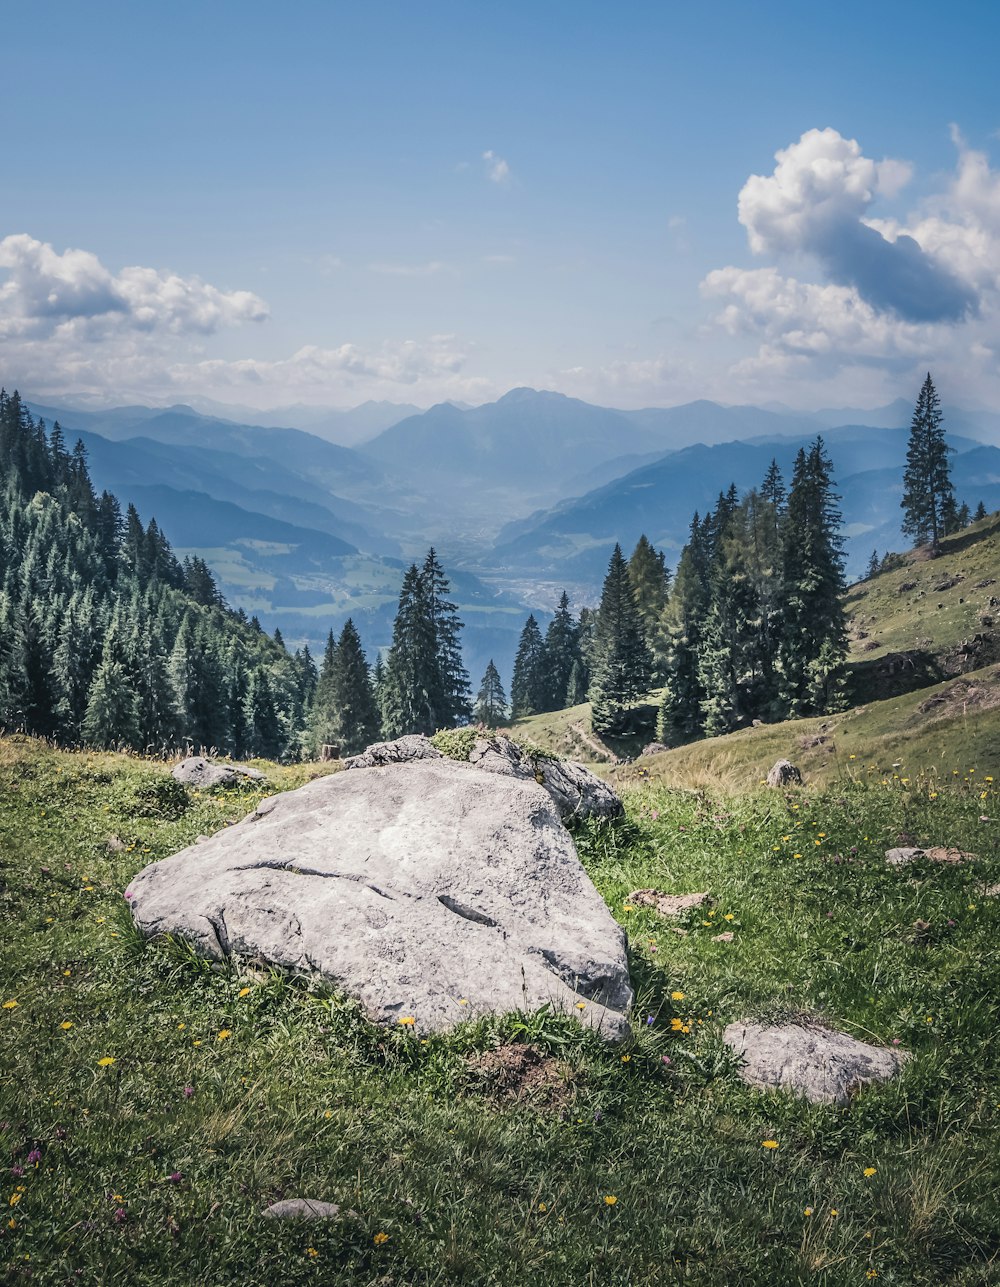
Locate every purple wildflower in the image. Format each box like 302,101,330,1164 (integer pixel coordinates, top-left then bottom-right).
26,1149,41,1165
182,1086,194,1099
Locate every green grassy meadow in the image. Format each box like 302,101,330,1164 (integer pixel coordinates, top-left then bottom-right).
2,738,1000,1284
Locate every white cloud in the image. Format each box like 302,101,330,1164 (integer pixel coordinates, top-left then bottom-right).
0,234,268,340
702,127,1000,403
482,150,511,184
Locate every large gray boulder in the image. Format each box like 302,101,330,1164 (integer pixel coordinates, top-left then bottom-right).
127,758,632,1040
723,1020,909,1105
172,756,266,789
345,734,622,823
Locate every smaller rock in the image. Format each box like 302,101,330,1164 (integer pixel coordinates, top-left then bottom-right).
467,736,623,821
628,889,710,917
172,756,266,789
981,882,1000,898
105,835,125,853
723,1020,909,1105
766,759,802,788
640,742,668,757
711,931,735,942
261,1198,354,1221
886,845,976,867
343,735,443,769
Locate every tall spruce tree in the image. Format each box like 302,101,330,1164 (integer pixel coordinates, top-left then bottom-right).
542,591,578,711
777,438,848,716
382,564,442,736
589,544,651,735
510,615,547,718
627,535,670,669
422,548,471,726
901,373,955,552
474,659,508,725
327,618,380,755
974,500,988,522
656,514,711,742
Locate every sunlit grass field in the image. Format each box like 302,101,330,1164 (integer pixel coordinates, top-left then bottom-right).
2,737,999,1284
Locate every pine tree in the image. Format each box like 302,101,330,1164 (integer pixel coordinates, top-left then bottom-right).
244,666,284,759
422,548,471,726
901,373,955,553
382,565,442,736
777,438,848,716
974,500,988,522
627,535,670,668
510,615,547,718
327,618,380,755
474,659,508,726
588,544,651,735
542,591,578,711
656,514,711,742
956,501,971,528
82,623,139,748
866,549,880,580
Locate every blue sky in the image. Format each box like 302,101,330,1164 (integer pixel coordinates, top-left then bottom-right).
3,0,1000,412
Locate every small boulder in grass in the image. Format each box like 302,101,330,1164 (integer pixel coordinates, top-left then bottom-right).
723,1020,909,1106
627,889,711,917
885,845,976,867
766,759,802,788
262,1198,358,1221
171,756,266,790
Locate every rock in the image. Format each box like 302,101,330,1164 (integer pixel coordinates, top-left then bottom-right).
171,756,266,790
981,883,1000,898
346,733,623,823
766,759,802,788
628,889,710,917
711,931,735,942
128,758,632,1040
723,1021,909,1105
885,845,976,866
105,835,125,853
466,735,623,822
261,1198,354,1220
343,735,443,769
640,742,668,757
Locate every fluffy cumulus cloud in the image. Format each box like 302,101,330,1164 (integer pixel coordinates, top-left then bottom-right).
0,234,268,339
704,128,1000,400
482,150,511,184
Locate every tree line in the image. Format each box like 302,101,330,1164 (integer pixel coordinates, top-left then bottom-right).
506,373,989,745
0,389,476,760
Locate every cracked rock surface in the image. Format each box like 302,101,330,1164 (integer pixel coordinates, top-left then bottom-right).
127,758,632,1039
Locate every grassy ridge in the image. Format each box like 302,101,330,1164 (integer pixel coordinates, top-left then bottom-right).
2,739,1000,1283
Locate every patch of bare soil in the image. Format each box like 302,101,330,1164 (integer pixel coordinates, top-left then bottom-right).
916,668,1000,718
465,1043,576,1109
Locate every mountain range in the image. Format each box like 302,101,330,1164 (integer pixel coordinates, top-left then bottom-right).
22,386,999,687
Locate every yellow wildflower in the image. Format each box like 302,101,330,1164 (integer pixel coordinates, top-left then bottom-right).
398,1016,416,1026
670,990,685,1001
97,1056,115,1067
762,1140,779,1150
217,1029,232,1041
863,1166,877,1177
373,1231,389,1245
603,1195,617,1206
59,1021,73,1031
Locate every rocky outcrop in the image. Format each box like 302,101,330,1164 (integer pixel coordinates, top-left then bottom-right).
723,1020,909,1105
171,756,267,789
345,734,623,823
127,758,632,1040
466,735,623,822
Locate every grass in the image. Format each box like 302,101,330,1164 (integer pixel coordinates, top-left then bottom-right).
2,737,1000,1283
